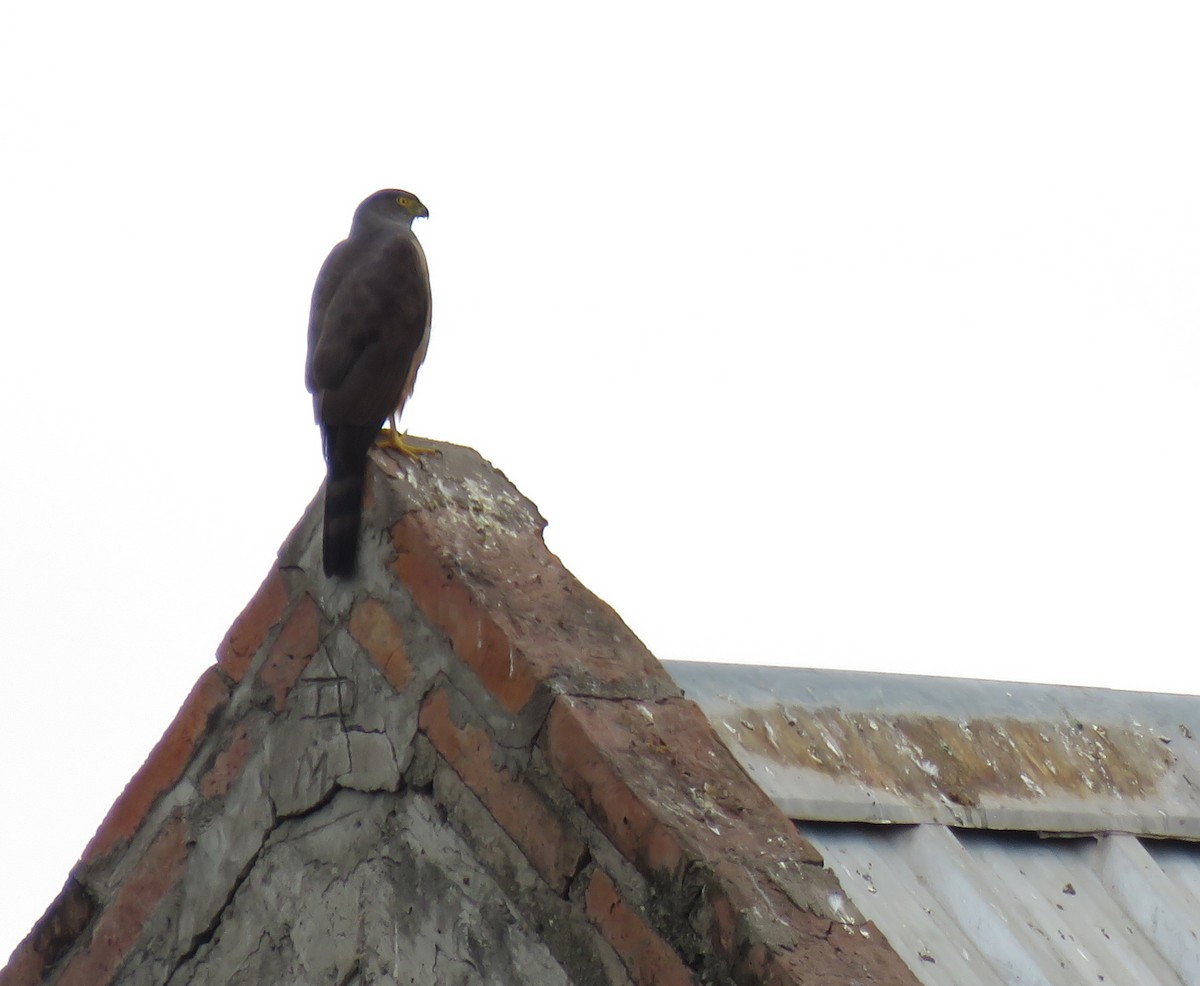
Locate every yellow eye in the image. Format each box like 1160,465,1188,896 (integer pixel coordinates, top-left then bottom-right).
396,196,410,208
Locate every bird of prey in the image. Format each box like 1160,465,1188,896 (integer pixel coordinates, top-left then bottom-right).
305,189,432,578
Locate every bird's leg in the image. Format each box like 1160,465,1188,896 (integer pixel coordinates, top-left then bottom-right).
376,414,438,459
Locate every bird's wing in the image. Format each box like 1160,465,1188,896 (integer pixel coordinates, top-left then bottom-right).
308,232,431,428
305,237,357,414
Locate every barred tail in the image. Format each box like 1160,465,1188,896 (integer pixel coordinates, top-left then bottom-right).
321,425,376,578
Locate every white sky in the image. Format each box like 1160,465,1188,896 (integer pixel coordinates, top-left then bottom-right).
3,0,1199,964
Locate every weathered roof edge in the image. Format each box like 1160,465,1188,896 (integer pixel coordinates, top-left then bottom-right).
669,660,1200,836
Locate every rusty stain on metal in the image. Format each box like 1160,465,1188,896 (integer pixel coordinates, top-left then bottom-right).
714,705,1177,806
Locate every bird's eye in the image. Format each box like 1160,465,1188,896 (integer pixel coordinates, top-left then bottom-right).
396,196,410,208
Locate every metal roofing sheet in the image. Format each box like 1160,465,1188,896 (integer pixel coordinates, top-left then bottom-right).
664,661,1200,837
800,823,1200,986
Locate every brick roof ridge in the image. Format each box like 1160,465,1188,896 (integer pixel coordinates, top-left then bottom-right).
2,439,918,986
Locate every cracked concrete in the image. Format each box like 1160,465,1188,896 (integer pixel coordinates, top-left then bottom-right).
65,590,598,986
169,789,571,986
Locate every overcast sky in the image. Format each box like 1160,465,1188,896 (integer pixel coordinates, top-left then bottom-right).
3,0,1199,963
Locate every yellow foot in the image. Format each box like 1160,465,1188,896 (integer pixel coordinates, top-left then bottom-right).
375,428,438,460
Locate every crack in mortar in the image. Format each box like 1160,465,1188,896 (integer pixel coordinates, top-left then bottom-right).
165,805,278,983
165,781,353,984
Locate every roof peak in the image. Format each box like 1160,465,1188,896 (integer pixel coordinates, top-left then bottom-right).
4,439,916,986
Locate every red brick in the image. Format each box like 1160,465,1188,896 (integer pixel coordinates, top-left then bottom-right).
544,694,866,979
258,596,321,712
544,696,688,881
584,869,696,986
699,874,737,958
388,503,677,713
730,915,922,986
83,669,229,862
216,567,289,681
198,718,256,798
547,696,821,870
349,597,411,690
391,518,539,713
58,812,189,986
0,879,95,986
420,689,586,893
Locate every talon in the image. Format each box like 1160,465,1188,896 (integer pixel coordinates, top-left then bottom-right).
376,427,437,460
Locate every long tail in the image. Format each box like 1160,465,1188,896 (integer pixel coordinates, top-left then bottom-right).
321,424,377,578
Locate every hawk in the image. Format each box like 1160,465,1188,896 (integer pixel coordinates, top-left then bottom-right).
305,189,432,578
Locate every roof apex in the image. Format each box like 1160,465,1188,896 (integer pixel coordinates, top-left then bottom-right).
3,440,916,986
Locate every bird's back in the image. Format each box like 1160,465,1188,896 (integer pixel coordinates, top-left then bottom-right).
305,194,432,579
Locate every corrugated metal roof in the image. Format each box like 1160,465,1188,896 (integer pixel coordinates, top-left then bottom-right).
664,662,1200,986
801,824,1200,986
664,661,1200,837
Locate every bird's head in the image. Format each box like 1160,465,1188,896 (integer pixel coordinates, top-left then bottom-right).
351,188,429,233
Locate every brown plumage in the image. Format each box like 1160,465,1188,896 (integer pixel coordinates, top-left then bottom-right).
305,190,431,578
